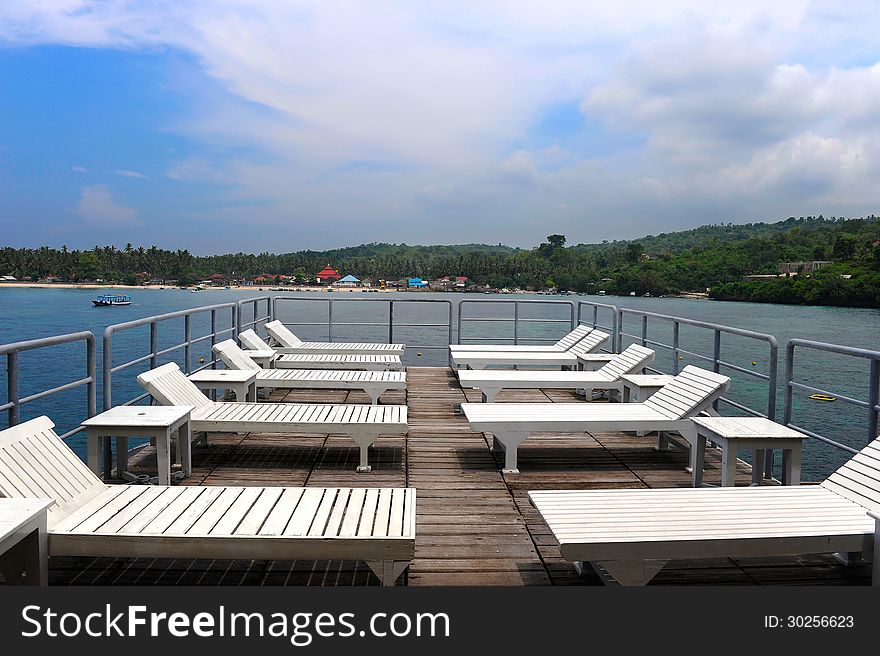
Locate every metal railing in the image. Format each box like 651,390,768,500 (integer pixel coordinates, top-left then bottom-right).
457,299,575,346
103,302,238,411
236,296,272,343
272,296,454,363
577,300,619,352
784,339,880,455
1,331,96,439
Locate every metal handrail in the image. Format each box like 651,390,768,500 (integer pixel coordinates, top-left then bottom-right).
784,338,880,455
576,300,620,352
458,299,576,346
236,296,272,344
271,296,454,363
617,306,779,477
1,331,97,440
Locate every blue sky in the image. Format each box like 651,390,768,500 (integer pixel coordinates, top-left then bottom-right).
2,1,880,253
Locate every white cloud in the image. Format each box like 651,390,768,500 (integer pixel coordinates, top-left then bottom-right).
71,165,88,173
75,185,139,224
4,1,880,247
115,169,148,179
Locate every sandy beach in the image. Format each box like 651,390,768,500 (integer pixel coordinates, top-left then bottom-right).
0,281,396,292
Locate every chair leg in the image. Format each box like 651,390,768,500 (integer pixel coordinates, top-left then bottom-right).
495,431,529,474
481,387,500,403
367,560,410,586
351,433,380,472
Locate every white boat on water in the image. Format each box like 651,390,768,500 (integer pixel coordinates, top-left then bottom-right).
92,294,131,306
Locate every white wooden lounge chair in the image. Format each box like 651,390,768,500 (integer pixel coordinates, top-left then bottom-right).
461,365,730,473
213,339,406,405
261,321,405,355
138,363,406,471
451,330,611,371
0,417,415,585
239,330,403,371
529,432,880,585
458,344,655,402
449,323,593,353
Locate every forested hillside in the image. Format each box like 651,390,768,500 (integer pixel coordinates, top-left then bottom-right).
2,215,879,306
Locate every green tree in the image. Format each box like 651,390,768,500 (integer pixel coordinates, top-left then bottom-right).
76,252,101,281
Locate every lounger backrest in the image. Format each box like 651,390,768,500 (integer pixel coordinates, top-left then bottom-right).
641,365,730,420
239,329,274,351
213,339,262,371
821,434,880,512
568,330,610,357
0,416,106,523
553,324,592,349
137,362,213,409
594,344,656,380
265,320,302,347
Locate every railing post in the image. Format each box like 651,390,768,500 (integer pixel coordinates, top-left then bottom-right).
456,299,463,344
388,301,394,344
712,329,722,412
672,321,680,375
513,301,519,345
102,328,113,476
150,321,158,371
184,314,192,373
783,341,795,427
869,359,880,444
611,308,619,353
640,315,648,347
616,308,624,353
86,336,96,419
236,302,243,345
328,300,334,342
210,309,217,370
7,351,19,426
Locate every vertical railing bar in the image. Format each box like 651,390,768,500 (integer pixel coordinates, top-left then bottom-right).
672,321,680,375
149,322,158,371
640,315,648,347
712,329,722,412
86,335,96,419
513,301,519,345
328,300,334,342
184,315,192,374
869,359,880,446
7,351,19,426
389,300,395,345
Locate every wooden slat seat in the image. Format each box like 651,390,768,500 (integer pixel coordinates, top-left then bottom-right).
451,330,610,370
449,324,593,353
214,339,406,404
461,365,730,472
258,321,405,355
529,433,880,585
238,332,404,371
138,363,406,471
458,344,655,402
0,417,415,584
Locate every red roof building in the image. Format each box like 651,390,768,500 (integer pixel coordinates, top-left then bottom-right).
316,265,341,282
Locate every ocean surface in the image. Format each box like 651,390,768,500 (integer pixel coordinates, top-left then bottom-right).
1,286,878,480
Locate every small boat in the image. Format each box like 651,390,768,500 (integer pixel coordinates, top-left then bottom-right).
809,393,836,402
92,294,131,307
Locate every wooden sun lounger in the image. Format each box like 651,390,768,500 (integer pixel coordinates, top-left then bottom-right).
529,431,880,585
457,344,655,402
239,331,403,371
214,339,406,404
0,417,415,585
261,321,405,355
449,324,593,353
138,363,407,471
461,365,730,473
451,330,611,370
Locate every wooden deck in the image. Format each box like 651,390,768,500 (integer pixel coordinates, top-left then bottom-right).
49,367,872,586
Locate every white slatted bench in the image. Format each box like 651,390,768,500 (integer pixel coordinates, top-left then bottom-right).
452,330,610,370
449,324,593,353
0,418,415,585
458,344,654,402
138,363,407,472
529,430,880,585
239,330,403,370
214,339,406,404
461,366,730,473
261,321,406,355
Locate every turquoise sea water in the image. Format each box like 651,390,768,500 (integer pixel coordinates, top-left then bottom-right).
0,286,878,480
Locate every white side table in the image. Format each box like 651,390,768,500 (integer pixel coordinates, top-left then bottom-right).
619,374,676,437
243,348,276,368
619,374,676,403
577,353,616,371
189,369,257,402
690,416,806,487
0,498,53,585
82,405,194,485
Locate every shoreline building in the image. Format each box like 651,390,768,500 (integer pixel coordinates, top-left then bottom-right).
316,265,341,284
